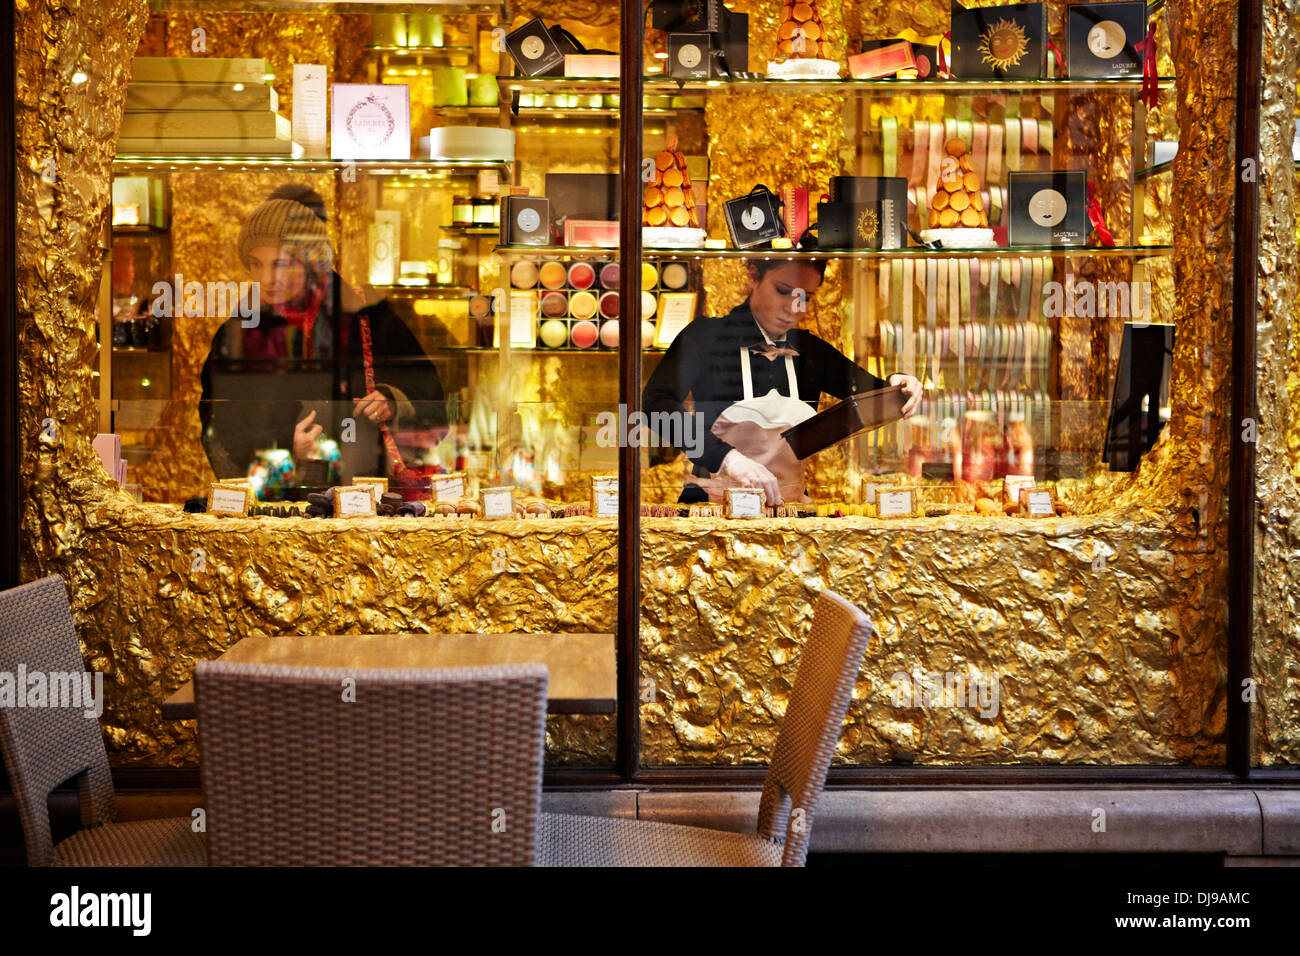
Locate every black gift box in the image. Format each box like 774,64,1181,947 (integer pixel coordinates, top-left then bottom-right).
950,2,1047,79
504,18,564,76
828,177,908,245
546,173,620,223
668,33,713,80
723,187,784,249
1068,2,1147,78
1007,170,1088,246
502,196,552,245
781,386,907,459
714,10,749,77
651,0,725,32
816,200,899,250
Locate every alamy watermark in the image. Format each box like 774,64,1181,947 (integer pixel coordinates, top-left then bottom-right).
1042,277,1152,322
150,274,261,327
890,669,1000,718
595,404,704,457
0,666,104,718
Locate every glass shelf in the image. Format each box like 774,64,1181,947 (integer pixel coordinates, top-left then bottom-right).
503,75,1177,98
494,244,1175,262
441,226,499,237
149,1,502,12
366,45,474,56
372,284,475,297
1135,160,1174,181
112,156,510,176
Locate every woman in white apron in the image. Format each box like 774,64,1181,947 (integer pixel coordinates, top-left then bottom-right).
644,259,922,505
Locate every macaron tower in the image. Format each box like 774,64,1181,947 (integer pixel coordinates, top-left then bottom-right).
774,1,830,61
642,133,699,230
921,137,995,247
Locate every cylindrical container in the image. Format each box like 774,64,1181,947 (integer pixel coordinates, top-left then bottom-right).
510,260,539,289
660,261,689,289
540,291,569,318
599,261,621,290
539,260,568,290
641,261,659,291
471,197,495,226
434,239,458,285
468,74,499,107
408,12,443,46
570,320,598,348
568,261,596,290
641,291,657,320
452,196,474,227
372,13,407,46
599,320,620,349
598,291,620,319
431,67,468,108
539,318,568,348
569,290,598,320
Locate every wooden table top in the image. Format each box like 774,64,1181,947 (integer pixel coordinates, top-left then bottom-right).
162,632,616,719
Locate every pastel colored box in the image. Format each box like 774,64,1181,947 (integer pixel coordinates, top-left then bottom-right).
848,41,917,78
564,54,620,77
563,219,620,248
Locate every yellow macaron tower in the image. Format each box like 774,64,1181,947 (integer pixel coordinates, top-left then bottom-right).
642,133,705,249
919,137,996,248
769,1,840,78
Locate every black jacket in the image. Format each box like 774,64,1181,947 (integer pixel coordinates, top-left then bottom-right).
642,302,890,473
199,272,444,480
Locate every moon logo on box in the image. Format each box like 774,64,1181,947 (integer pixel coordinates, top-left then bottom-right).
678,44,702,68
740,206,765,231
517,208,541,233
1028,188,1068,227
1087,21,1126,59
520,36,545,60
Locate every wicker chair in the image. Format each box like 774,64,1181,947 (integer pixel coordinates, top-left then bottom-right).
0,575,207,866
195,660,548,865
538,589,872,866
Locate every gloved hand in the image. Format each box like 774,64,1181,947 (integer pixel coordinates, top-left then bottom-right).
719,449,783,506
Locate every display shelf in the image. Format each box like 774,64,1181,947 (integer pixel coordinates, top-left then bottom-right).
494,244,1175,262
148,1,503,12
367,45,474,56
111,224,169,235
1135,160,1174,181
112,156,510,176
371,284,476,297
441,226,499,236
503,75,1177,98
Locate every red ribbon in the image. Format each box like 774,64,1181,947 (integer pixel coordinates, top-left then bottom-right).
1134,20,1159,109
1047,41,1065,78
938,30,951,77
1086,183,1116,247
358,315,407,475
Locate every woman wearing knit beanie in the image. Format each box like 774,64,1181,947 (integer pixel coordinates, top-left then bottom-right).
199,190,446,486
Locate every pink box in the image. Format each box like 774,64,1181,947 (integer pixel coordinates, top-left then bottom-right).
848,41,917,79
564,219,619,248
564,55,620,77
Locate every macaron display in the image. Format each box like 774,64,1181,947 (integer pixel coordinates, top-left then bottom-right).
660,262,689,290
600,262,621,290
641,262,659,290
570,320,598,348
641,320,656,349
511,260,539,288
569,290,598,320
598,291,620,319
599,320,620,348
539,319,568,348
541,291,568,317
568,261,596,290
641,291,657,320
539,260,568,290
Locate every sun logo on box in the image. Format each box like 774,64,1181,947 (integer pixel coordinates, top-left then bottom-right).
856,207,880,243
979,18,1030,70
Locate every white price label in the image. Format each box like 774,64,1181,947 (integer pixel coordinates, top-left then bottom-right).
1026,491,1056,516
208,487,247,514
434,476,465,501
337,490,375,516
483,491,513,518
595,491,619,517
877,491,914,517
728,492,762,518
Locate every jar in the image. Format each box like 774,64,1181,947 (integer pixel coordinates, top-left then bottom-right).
471,197,495,226
434,239,458,286
452,196,474,227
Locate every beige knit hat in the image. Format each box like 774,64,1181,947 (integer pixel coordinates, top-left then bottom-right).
237,198,334,276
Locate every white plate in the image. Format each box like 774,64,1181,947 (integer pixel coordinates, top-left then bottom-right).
765,58,842,80
919,228,997,248
642,226,707,249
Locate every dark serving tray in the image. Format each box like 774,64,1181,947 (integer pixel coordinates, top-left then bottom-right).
781,385,906,459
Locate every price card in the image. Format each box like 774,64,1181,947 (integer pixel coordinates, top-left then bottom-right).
482,487,515,519
876,489,916,518
509,291,538,347
1024,490,1057,516
433,473,466,502
336,486,377,516
1003,474,1035,506
590,474,618,517
725,488,764,518
207,484,250,516
353,477,388,506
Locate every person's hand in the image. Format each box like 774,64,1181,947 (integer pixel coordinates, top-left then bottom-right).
720,450,783,506
889,374,923,417
293,410,324,460
353,389,395,424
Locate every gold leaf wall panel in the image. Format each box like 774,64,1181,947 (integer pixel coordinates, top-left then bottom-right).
1252,0,1300,765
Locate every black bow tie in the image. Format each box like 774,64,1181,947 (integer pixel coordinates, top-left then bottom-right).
750,340,799,361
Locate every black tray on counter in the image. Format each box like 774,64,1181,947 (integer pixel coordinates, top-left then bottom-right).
781,385,906,459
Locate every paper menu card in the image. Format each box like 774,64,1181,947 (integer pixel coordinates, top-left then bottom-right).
331,83,411,160
292,64,328,157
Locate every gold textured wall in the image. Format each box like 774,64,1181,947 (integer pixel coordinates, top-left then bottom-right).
12,0,1290,769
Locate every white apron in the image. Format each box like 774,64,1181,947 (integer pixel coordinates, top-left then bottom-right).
690,347,816,503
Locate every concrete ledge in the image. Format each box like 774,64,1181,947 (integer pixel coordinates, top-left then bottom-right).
637,789,1268,854
1257,790,1300,855
542,790,637,819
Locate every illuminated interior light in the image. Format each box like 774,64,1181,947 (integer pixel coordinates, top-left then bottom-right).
141,378,151,387
232,83,245,92
72,71,88,84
